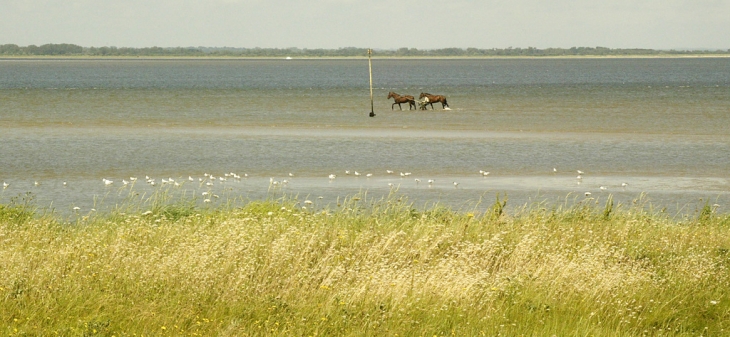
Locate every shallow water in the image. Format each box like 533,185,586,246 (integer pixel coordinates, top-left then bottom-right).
1,58,729,215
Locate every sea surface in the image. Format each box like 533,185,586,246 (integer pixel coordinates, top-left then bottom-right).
1,57,729,216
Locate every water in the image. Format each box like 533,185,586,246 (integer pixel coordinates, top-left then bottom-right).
1,58,729,215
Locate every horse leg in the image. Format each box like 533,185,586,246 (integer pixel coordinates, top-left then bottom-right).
392,102,396,110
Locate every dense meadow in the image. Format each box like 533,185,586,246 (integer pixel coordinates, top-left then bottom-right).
1,190,729,336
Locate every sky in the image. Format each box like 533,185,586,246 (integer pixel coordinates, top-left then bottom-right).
1,0,729,50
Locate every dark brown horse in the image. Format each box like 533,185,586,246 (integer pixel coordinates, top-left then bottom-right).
419,92,450,109
387,92,417,110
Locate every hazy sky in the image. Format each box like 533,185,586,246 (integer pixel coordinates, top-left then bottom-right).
2,0,728,50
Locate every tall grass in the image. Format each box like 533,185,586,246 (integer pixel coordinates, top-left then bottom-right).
1,192,729,336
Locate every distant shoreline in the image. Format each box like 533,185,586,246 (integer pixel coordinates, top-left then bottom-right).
2,54,730,61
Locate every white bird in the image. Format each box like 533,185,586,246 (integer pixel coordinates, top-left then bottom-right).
600,186,607,191
205,182,213,186
103,178,113,186
621,182,628,187
122,179,129,185
354,171,361,176
130,177,137,181
203,199,211,203
202,192,209,196
585,192,592,197
72,206,80,211
63,181,67,186
329,174,336,180
404,172,412,176
553,168,557,173
3,182,9,189
289,173,294,177
345,170,350,175
366,173,373,178
386,170,394,174
428,179,434,185
415,178,421,185
576,175,582,180
482,171,490,177
189,176,194,181
304,200,313,205
387,183,394,187
577,170,584,175
34,181,40,186
453,181,459,188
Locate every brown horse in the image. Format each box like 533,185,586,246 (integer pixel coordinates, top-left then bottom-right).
387,92,417,110
419,93,449,109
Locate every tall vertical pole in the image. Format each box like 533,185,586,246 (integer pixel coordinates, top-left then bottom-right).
368,48,375,117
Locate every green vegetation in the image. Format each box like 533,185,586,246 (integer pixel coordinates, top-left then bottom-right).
2,192,729,336
2,43,729,57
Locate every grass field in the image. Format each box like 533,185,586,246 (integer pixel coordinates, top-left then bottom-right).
1,191,729,336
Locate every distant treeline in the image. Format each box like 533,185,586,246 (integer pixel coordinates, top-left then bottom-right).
2,43,729,57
